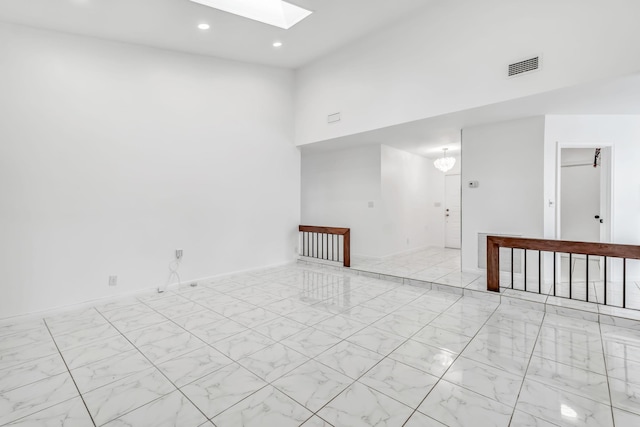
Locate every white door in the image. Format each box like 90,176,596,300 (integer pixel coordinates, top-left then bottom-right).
560,148,601,242
445,174,461,249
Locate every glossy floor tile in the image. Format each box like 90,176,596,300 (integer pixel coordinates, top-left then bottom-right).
1,261,640,426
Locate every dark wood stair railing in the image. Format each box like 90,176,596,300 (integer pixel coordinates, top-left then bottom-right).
299,225,350,267
487,235,640,308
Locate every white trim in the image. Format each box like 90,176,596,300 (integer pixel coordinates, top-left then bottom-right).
0,260,296,323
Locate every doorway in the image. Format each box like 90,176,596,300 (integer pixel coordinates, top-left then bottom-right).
445,174,461,249
558,146,612,243
557,146,613,292
560,148,602,242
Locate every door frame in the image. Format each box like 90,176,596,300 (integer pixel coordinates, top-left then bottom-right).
555,142,613,243
444,173,462,249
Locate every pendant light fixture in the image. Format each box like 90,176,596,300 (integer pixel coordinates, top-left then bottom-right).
434,148,456,173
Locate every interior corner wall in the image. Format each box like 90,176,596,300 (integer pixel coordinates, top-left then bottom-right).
0,23,300,319
379,145,430,256
300,145,383,257
294,0,640,146
461,117,545,273
544,115,640,278
426,155,462,248
300,144,434,259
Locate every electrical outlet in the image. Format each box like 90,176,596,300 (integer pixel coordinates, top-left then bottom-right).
109,276,117,287
175,249,183,260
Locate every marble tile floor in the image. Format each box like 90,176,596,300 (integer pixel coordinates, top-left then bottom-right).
351,248,474,287
351,248,640,311
1,263,640,426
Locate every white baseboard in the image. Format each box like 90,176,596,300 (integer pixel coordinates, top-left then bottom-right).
0,259,297,323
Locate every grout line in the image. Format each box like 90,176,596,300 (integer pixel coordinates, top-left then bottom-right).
129,275,379,422
94,308,214,424
399,298,503,426
10,258,635,426
598,320,617,427
273,284,488,424
293,290,452,422
42,319,98,427
505,310,547,426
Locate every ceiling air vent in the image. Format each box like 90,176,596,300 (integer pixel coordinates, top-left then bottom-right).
508,56,539,77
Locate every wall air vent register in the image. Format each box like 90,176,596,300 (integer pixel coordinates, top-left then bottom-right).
508,56,540,77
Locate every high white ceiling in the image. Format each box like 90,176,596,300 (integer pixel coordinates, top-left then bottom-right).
0,0,434,68
301,73,640,158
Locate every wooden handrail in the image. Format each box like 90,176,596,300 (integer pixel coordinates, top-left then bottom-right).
487,236,640,292
299,225,351,267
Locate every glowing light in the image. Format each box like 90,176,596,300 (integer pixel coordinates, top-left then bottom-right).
561,404,578,419
434,148,456,173
190,0,312,29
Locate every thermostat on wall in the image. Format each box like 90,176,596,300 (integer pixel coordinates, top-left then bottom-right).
468,181,479,188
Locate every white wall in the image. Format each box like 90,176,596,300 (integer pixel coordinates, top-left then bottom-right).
380,145,430,255
461,117,546,272
301,145,433,258
426,155,461,248
300,145,383,257
295,0,640,146
0,23,300,318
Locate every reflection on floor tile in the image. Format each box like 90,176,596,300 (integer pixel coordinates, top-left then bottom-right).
389,339,456,377
3,260,640,426
516,379,613,427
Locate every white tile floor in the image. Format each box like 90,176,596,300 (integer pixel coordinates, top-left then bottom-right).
351,248,472,287
352,247,640,311
1,262,640,426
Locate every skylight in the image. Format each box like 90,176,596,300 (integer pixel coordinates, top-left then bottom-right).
190,0,313,30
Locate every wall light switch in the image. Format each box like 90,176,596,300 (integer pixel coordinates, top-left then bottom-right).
368,201,374,208
468,181,479,188
109,276,117,287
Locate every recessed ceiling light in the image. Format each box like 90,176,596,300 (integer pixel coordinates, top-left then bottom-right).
273,41,283,48
198,23,211,30
190,0,312,30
